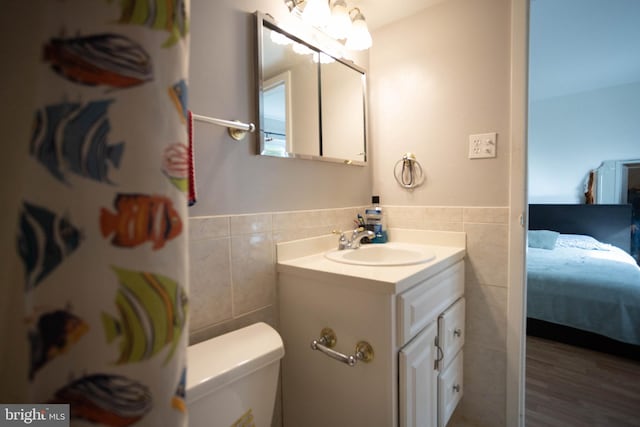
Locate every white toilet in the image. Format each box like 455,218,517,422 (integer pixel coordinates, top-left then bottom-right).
187,322,285,427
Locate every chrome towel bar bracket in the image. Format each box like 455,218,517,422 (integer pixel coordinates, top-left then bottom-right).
310,327,374,367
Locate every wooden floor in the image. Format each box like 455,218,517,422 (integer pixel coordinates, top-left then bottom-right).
526,336,640,427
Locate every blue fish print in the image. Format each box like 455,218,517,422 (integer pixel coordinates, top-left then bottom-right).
31,100,125,185
17,202,82,290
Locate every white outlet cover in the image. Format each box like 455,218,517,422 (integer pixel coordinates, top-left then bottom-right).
468,132,497,159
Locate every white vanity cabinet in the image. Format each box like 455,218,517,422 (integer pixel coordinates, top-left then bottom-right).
399,321,439,427
398,263,465,427
437,298,466,426
276,230,466,427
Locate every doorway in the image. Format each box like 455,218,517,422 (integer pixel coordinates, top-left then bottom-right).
524,0,640,424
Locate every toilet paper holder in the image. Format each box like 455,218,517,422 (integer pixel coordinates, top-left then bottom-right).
310,327,374,367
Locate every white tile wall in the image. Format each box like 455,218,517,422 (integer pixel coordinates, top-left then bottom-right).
188,238,232,331
188,207,366,344
230,232,275,315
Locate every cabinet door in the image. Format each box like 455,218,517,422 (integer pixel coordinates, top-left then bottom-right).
399,321,438,427
397,261,464,347
438,350,463,427
437,297,465,370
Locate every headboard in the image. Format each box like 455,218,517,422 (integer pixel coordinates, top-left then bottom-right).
528,204,632,253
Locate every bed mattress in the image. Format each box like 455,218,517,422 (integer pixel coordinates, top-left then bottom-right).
527,234,640,345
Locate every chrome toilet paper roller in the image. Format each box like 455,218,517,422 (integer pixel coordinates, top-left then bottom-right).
394,152,424,189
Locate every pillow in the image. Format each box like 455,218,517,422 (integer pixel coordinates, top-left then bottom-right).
555,234,612,251
528,230,560,250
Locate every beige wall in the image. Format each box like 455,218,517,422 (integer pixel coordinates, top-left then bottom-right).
369,0,511,207
369,1,512,426
188,0,372,216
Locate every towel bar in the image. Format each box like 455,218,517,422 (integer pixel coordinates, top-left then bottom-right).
192,113,255,141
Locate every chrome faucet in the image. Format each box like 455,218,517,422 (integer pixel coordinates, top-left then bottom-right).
333,228,375,250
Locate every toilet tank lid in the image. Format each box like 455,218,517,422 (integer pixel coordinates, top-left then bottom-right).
186,322,284,402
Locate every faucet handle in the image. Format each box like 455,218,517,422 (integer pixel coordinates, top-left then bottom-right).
332,230,348,250
351,226,367,241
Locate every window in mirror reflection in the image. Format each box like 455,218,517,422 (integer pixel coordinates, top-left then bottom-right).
262,72,291,156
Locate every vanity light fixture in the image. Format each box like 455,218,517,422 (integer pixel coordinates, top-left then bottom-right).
268,19,342,61
284,0,373,51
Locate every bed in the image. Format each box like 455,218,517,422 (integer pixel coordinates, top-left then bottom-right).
526,204,640,359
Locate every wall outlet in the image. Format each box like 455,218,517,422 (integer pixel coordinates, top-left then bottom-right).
468,132,497,159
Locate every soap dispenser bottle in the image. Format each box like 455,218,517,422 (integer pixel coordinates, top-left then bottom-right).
365,196,387,243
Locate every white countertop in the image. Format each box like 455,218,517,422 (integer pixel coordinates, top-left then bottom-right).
276,229,466,295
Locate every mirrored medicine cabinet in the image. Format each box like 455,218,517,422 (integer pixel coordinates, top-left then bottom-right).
255,12,367,165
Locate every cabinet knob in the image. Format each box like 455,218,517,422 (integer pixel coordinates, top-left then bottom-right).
453,328,462,337
452,384,461,393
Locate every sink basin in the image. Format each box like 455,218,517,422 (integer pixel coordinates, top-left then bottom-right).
324,242,436,266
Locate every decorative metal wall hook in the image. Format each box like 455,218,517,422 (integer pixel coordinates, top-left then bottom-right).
394,152,424,189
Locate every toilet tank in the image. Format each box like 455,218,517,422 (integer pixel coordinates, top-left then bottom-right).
187,322,284,427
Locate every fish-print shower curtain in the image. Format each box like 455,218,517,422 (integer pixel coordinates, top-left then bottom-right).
19,1,190,425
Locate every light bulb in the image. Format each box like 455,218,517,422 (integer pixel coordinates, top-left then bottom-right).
327,0,352,39
301,0,331,28
345,10,372,51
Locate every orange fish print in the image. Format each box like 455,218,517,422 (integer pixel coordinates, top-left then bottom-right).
100,193,182,250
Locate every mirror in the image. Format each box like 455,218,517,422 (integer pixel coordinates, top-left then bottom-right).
594,159,640,204
320,54,366,161
593,158,640,263
256,12,367,165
